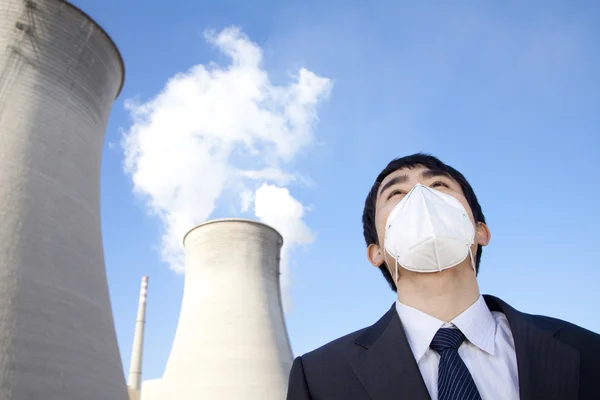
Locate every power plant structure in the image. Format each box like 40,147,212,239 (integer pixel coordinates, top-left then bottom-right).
141,219,294,399
1,1,295,399
127,276,149,400
0,0,127,399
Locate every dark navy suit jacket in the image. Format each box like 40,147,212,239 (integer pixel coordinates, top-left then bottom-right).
286,295,600,400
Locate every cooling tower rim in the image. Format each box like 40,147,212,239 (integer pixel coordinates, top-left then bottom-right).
183,218,283,246
59,0,125,98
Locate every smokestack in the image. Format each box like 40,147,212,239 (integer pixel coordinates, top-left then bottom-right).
142,218,293,399
128,276,149,391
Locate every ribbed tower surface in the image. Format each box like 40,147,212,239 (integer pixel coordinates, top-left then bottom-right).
0,0,127,398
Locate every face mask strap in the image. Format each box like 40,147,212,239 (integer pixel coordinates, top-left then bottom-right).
394,257,398,287
468,247,476,273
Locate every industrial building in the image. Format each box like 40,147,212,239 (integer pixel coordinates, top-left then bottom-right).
138,219,294,399
0,0,128,398
1,1,294,399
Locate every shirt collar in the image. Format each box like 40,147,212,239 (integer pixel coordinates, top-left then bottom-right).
395,295,496,363
451,295,496,356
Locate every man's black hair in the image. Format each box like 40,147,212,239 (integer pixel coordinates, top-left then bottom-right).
362,153,486,291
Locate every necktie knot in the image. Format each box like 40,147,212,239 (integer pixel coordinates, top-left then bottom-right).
430,327,481,400
430,328,466,353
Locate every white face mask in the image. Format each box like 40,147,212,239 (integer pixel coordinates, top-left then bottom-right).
383,183,475,281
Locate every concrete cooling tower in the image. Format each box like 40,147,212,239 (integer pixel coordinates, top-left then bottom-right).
0,0,127,399
142,219,294,399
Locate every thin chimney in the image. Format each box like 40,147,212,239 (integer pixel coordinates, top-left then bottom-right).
128,276,149,391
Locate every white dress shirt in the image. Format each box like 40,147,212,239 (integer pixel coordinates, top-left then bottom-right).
395,296,519,400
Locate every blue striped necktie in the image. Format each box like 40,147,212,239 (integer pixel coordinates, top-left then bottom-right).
430,328,482,400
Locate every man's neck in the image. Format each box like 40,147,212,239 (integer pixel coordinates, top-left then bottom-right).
396,263,480,322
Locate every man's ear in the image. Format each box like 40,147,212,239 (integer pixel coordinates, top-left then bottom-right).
476,222,491,247
367,243,385,268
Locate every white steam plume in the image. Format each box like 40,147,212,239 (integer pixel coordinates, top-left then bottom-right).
253,184,314,308
121,27,332,280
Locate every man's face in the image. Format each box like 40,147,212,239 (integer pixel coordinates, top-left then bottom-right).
368,165,489,271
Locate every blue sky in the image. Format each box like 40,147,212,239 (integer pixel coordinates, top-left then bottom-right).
72,0,599,381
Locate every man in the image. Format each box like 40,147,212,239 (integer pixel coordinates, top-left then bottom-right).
286,153,600,400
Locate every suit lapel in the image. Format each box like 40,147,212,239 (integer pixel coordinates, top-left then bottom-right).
349,305,430,400
348,296,580,400
484,295,580,400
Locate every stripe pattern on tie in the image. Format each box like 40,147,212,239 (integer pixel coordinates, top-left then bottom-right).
430,328,482,400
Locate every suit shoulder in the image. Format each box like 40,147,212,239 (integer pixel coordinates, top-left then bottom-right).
290,326,375,398
529,314,600,349
301,326,367,363
299,305,396,365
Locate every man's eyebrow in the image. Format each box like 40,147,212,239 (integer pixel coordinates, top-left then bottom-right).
421,169,450,179
378,174,408,197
